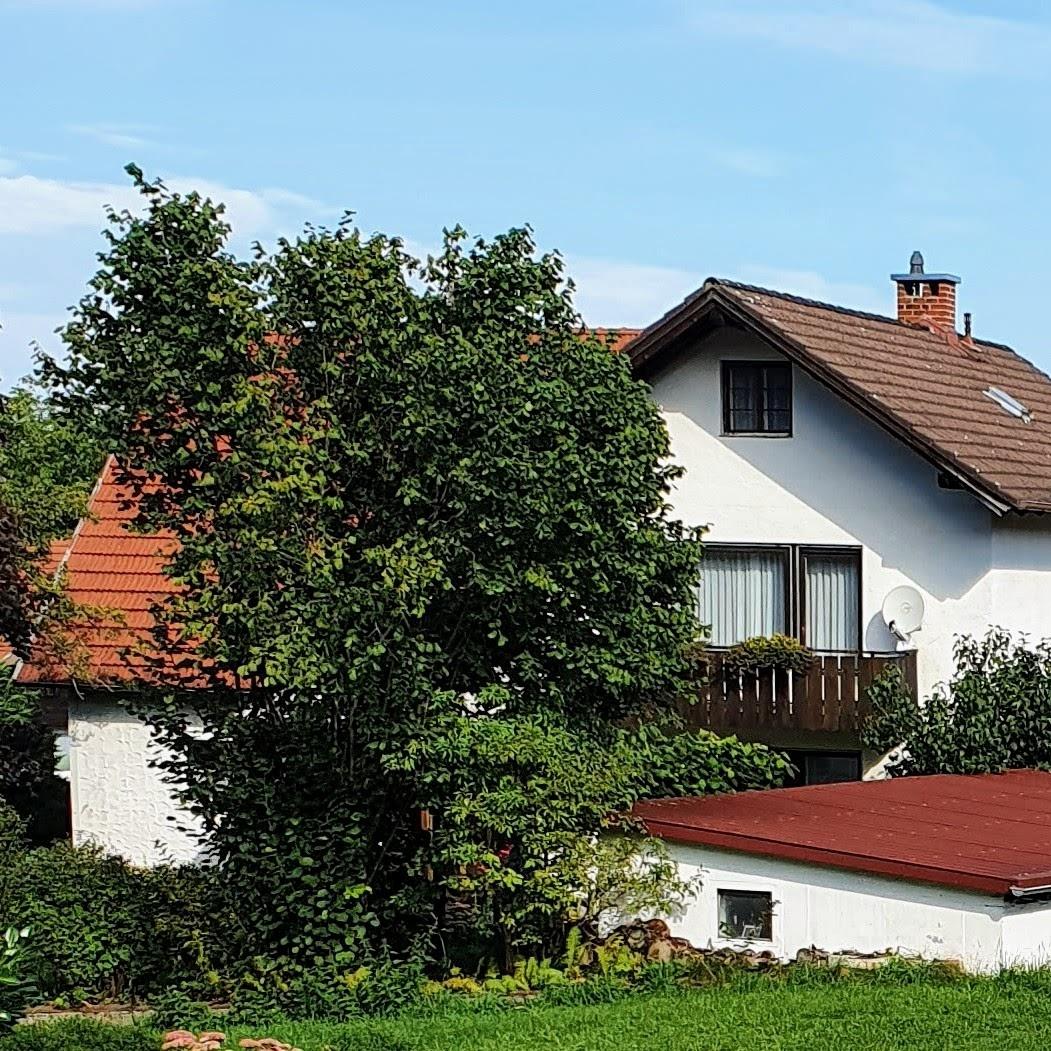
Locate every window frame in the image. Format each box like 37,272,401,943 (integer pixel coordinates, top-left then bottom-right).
717,888,775,942
702,542,863,652
721,360,794,437
798,545,863,653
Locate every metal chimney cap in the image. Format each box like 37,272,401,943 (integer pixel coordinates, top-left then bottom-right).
891,251,961,285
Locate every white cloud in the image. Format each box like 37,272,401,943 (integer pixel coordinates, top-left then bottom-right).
69,123,159,149
567,257,704,327
0,173,333,237
728,264,888,315
564,255,889,326
692,0,1051,75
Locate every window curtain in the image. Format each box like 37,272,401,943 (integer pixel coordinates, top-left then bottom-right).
699,550,787,647
805,554,859,651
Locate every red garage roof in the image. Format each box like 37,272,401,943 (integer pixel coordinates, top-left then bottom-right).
635,771,1051,897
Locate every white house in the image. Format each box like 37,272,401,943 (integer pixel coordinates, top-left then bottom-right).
629,253,1051,783
13,251,1051,863
635,769,1051,973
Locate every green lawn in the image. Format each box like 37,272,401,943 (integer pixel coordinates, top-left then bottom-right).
236,980,1051,1051
11,974,1051,1050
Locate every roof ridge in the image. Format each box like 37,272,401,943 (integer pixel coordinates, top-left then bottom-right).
712,277,914,329
714,276,1029,357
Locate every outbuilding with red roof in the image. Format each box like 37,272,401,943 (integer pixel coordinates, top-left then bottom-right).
636,771,1051,972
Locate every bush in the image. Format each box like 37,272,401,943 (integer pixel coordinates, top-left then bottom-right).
0,1018,159,1050
0,674,67,846
0,926,36,1032
629,723,791,798
0,842,237,1001
223,953,430,1025
722,635,814,675
0,844,149,999
862,629,1051,776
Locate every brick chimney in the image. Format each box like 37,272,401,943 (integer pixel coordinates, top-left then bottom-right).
891,251,960,330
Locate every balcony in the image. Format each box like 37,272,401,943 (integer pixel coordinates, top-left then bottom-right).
681,649,918,735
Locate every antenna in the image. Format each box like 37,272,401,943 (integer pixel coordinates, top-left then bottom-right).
882,586,925,642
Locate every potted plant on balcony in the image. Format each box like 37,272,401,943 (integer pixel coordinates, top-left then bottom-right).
722,634,814,676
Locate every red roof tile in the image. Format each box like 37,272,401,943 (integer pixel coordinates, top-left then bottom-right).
15,456,187,687
635,770,1051,896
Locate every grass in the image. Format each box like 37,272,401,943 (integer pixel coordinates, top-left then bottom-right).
12,969,1051,1050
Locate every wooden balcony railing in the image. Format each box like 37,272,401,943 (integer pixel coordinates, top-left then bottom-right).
681,650,918,735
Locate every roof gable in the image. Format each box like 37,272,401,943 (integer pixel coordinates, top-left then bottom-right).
629,279,1051,513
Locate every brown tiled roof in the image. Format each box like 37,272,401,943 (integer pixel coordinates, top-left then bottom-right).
629,279,1051,513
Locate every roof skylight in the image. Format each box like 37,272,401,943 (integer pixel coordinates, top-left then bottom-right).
984,387,1032,423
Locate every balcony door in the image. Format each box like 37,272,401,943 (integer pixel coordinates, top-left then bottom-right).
700,544,861,652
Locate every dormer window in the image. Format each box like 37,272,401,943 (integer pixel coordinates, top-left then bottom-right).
722,361,792,435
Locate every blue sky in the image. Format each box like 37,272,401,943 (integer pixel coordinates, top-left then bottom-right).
4,0,1051,388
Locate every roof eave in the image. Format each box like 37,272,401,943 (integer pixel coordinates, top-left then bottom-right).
641,817,1010,897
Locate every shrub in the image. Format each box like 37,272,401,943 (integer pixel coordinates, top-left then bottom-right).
0,926,36,1032
0,802,27,860
0,843,236,1001
629,722,791,798
222,952,430,1025
862,629,1051,776
0,1018,159,1050
0,673,67,846
148,989,220,1034
0,843,151,999
722,635,813,675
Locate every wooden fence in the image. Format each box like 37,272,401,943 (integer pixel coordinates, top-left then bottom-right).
681,650,918,735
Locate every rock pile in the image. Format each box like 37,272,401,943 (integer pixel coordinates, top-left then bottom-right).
162,1033,303,1051
605,919,779,969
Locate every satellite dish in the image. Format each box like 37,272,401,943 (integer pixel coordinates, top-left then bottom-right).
882,585,925,641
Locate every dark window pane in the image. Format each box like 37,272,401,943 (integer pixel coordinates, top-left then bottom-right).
784,751,862,787
724,363,792,434
805,753,861,785
718,889,773,940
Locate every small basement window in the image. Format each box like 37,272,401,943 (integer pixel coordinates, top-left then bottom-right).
718,889,773,941
785,750,862,787
722,362,792,435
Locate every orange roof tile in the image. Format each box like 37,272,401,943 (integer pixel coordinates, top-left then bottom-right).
15,456,189,687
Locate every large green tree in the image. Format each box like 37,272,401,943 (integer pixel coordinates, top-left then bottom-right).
0,387,103,551
48,168,786,967
0,384,98,839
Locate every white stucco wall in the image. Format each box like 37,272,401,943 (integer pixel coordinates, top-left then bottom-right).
999,901,1051,968
650,328,1051,714
664,843,1019,972
68,700,205,867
